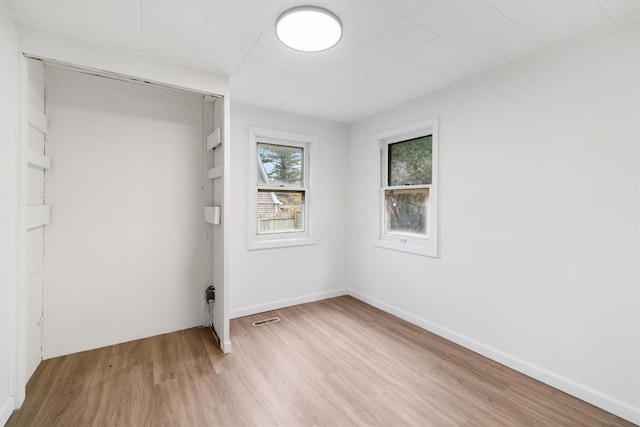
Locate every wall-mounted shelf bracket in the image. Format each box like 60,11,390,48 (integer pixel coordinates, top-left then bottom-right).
206,127,222,151
26,205,50,230
27,149,51,169
204,206,221,225
208,166,223,180
28,104,47,134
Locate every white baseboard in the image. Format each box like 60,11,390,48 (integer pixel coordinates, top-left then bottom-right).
1,396,14,426
348,289,640,425
230,289,349,319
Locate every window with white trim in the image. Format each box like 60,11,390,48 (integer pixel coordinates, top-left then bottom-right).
248,127,314,250
376,118,438,257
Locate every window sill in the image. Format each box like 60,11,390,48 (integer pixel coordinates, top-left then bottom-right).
374,240,437,258
248,237,316,251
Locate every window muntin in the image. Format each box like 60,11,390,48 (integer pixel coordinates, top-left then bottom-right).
377,118,438,257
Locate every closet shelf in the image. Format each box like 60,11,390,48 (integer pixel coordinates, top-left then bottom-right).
26,205,50,230
207,166,223,180
27,149,51,170
206,127,222,151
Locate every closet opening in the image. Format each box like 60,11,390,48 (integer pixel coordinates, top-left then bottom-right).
20,57,228,383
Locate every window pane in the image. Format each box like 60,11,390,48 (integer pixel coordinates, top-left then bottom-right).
257,190,305,234
384,188,428,238
257,143,303,187
388,135,432,186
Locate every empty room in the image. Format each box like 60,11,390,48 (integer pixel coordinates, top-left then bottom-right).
0,0,638,426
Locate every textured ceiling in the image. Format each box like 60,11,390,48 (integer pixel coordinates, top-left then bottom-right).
5,0,639,123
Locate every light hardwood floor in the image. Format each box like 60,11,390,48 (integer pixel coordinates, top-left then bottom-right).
7,296,636,426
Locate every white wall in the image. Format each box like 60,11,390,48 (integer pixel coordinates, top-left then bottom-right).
200,98,228,351
42,68,208,358
0,3,17,424
347,20,640,423
24,58,45,387
229,104,348,317
211,100,229,350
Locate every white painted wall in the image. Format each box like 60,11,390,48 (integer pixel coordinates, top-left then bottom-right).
229,104,348,317
347,20,639,423
201,98,228,351
211,100,229,350
24,58,45,386
42,68,208,358
0,3,17,424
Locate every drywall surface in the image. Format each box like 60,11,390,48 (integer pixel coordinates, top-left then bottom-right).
229,104,349,317
17,26,228,98
211,99,228,350
0,3,16,424
24,58,45,386
347,20,639,423
42,68,206,358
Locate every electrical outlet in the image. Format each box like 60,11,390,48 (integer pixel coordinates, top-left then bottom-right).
205,286,215,302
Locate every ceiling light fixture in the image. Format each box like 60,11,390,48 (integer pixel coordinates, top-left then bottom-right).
276,6,342,52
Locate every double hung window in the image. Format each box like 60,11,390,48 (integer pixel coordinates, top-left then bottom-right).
376,118,438,257
248,127,314,250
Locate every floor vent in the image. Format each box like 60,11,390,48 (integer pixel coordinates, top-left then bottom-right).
251,317,281,327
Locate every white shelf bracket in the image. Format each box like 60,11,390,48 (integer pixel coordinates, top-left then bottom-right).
27,149,51,170
204,206,221,225
28,104,48,134
208,166,223,180
26,205,50,230
206,127,222,151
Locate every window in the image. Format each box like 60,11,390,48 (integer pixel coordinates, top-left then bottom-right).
248,127,314,250
376,118,438,257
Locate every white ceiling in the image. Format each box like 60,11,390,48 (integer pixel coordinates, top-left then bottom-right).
5,0,639,123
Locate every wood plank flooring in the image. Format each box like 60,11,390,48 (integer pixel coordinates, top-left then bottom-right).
7,296,636,426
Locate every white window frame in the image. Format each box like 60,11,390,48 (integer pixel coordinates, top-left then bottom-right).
374,117,438,257
248,126,315,250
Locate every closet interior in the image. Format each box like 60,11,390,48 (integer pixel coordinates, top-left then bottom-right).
21,58,227,381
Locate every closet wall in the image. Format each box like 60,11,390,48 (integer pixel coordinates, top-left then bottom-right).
23,59,47,380
0,4,16,424
210,99,227,349
42,67,213,358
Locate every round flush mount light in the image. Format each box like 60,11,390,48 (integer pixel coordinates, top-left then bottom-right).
276,6,342,52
